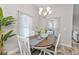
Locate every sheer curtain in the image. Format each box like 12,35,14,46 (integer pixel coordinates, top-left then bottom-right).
17,11,32,38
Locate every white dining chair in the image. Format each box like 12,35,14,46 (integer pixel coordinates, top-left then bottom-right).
17,36,31,55
45,33,61,55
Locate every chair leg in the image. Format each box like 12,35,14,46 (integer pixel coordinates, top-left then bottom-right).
54,51,57,55
42,49,52,55
46,49,55,54
46,51,52,55
39,50,42,55
44,49,46,55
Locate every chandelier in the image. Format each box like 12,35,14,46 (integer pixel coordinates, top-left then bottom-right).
39,7,52,18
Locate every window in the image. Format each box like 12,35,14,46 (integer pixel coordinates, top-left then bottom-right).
18,11,32,38
47,17,61,36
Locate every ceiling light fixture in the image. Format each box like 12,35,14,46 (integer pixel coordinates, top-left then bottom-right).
39,7,52,18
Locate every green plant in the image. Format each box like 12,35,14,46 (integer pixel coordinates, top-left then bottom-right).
0,7,16,54
35,27,47,35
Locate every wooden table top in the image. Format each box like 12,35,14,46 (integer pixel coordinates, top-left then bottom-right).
29,35,56,47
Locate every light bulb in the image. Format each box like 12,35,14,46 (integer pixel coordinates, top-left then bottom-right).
43,12,47,16
49,10,52,14
39,8,43,12
39,11,41,15
46,7,51,12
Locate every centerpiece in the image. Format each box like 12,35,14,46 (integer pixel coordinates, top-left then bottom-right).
35,27,48,39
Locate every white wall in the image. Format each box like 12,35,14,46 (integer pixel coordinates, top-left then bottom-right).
35,4,73,47
54,4,73,47
59,5,73,47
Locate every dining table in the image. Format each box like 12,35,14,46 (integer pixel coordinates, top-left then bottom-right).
29,34,56,49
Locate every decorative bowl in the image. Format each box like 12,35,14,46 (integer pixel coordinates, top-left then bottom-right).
40,33,48,38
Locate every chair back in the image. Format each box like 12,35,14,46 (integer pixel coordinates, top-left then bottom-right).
54,33,61,54
17,36,31,55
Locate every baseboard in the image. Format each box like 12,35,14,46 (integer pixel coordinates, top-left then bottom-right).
60,43,72,48
7,48,19,55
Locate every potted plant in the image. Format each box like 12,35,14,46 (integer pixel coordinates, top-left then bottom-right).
0,7,16,55
35,27,48,39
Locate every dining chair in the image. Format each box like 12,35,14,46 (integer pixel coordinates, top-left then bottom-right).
45,33,61,55
17,36,31,55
